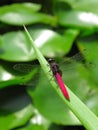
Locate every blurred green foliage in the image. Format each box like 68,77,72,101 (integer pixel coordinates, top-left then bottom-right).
0,0,98,130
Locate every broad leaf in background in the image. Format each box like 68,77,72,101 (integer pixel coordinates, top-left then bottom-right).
54,1,98,30
0,29,78,61
0,86,34,130
0,3,56,26
0,60,38,88
66,0,98,14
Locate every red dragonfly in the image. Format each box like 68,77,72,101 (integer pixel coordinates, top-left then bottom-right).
13,49,94,101
48,58,70,100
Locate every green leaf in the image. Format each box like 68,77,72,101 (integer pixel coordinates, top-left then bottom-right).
24,26,98,130
0,3,41,14
77,37,98,85
70,0,98,14
0,3,56,26
0,60,38,88
17,111,50,130
57,0,98,14
53,1,98,30
57,10,98,29
1,31,34,61
29,28,79,56
0,84,50,130
0,29,78,61
0,85,34,130
27,61,98,125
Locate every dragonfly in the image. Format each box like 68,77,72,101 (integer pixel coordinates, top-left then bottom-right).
48,58,70,100
13,49,94,100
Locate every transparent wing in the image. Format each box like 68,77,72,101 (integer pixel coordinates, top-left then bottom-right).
61,49,87,64
13,63,42,87
13,49,96,103
59,49,95,71
13,64,36,73
13,49,95,74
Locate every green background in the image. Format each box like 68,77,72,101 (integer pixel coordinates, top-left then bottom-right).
0,0,98,130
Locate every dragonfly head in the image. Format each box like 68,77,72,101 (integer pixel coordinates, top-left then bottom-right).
48,58,55,63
